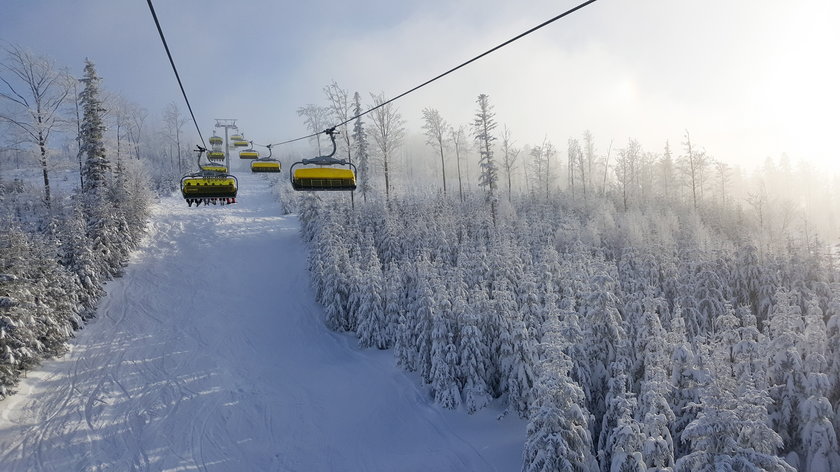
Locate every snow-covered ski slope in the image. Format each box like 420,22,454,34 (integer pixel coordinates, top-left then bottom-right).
0,171,524,471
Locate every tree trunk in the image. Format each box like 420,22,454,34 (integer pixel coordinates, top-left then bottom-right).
384,148,390,202
507,168,512,204
439,143,446,196
75,83,84,189
454,135,463,202
38,132,51,208
346,132,354,210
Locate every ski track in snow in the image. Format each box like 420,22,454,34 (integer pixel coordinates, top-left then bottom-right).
0,171,524,471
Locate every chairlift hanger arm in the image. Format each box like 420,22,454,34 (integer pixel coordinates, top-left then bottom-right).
251,143,274,159
194,145,205,169
299,129,341,164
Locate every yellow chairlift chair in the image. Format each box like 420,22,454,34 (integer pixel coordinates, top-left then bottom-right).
250,144,281,172
290,128,356,191
180,146,238,206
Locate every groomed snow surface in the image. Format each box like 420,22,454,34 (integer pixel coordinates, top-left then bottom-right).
0,171,524,471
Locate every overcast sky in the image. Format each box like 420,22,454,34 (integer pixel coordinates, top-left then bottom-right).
2,0,838,172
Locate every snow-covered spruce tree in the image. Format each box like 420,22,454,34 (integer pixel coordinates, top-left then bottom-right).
58,200,103,314
732,245,762,319
623,289,664,391
298,193,323,243
393,257,417,371
79,59,109,198
637,372,676,471
78,59,133,280
598,367,638,471
27,231,85,352
457,236,491,291
352,92,371,203
355,233,387,349
0,224,39,396
395,254,435,377
798,371,840,472
709,303,742,392
606,413,646,472
109,157,152,247
694,261,727,336
582,269,627,447
674,359,794,472
826,286,840,409
795,294,840,471
733,305,768,391
522,315,598,472
0,222,86,397
800,294,828,376
472,93,498,225
634,303,676,471
755,262,779,325
382,262,403,348
674,260,704,339
490,279,516,397
765,287,805,456
430,310,460,409
320,223,353,332
345,249,365,333
374,207,401,266
557,296,593,408
459,286,491,413
503,310,536,418
668,306,703,459
515,269,543,341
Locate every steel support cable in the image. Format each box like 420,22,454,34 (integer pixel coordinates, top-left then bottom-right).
269,0,599,147
146,0,206,148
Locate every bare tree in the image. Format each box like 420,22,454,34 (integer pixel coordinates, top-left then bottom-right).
615,138,641,211
569,137,584,199
543,138,555,201
529,141,546,197
714,160,732,207
125,103,147,161
450,125,466,202
421,107,448,195
472,93,498,224
681,130,700,209
323,81,352,159
747,182,767,232
70,79,84,188
601,139,612,196
499,125,519,203
163,102,187,175
658,140,676,202
0,44,71,208
369,92,404,201
567,136,575,197
297,104,330,156
323,82,355,207
583,130,595,196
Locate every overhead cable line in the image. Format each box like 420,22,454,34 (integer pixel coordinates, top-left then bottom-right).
146,0,206,148
270,0,599,147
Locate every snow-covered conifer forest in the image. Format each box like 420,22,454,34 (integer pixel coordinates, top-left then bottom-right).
284,83,840,471
3,40,840,471
1,48,165,396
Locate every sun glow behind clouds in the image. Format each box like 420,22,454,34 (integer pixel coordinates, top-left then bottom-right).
750,1,840,171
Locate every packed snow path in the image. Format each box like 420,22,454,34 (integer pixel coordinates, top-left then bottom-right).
0,172,524,471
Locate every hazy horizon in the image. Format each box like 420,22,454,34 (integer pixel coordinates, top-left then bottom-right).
1,0,838,173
